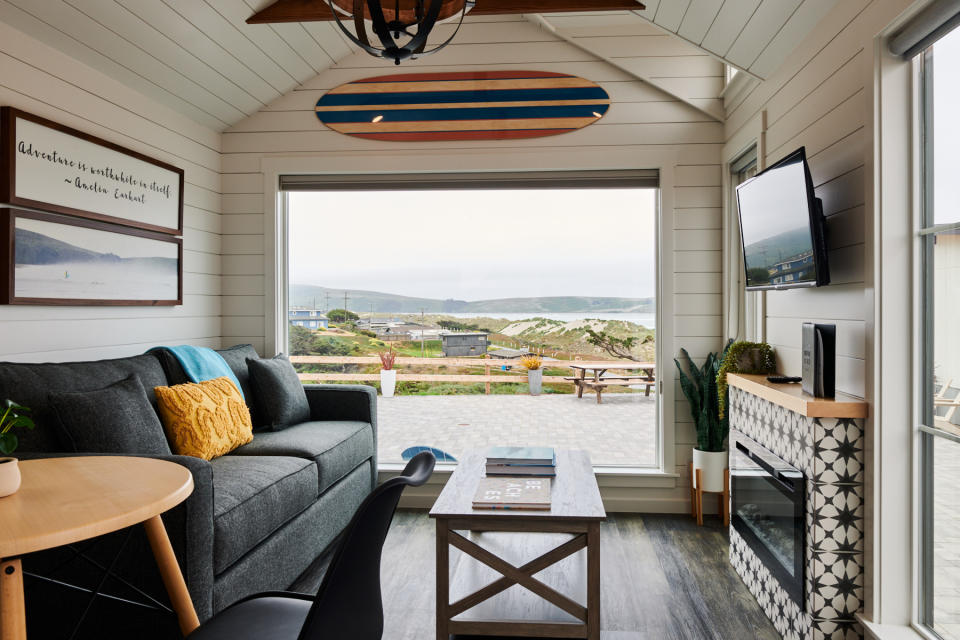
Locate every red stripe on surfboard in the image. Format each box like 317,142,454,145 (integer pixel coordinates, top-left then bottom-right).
350,129,577,141
352,71,572,83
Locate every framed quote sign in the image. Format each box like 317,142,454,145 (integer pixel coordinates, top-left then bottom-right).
0,107,183,235
0,208,182,306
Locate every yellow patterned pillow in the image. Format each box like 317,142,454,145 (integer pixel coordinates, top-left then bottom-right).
154,377,253,460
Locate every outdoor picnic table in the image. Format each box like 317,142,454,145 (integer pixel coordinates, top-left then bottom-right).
567,362,656,403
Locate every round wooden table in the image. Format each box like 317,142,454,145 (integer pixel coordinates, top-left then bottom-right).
0,456,200,639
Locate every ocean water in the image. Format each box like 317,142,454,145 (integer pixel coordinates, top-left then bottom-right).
435,311,656,329
15,262,177,300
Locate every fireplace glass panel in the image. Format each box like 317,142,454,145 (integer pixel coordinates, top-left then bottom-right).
731,432,805,606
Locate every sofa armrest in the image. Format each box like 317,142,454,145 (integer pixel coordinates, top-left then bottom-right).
14,451,216,621
303,384,377,426
303,384,378,487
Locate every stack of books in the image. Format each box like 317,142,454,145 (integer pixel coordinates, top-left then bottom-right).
472,476,551,510
485,446,556,477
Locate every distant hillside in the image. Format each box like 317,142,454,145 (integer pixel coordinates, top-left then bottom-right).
15,229,108,264
744,227,812,267
15,229,175,269
291,284,654,314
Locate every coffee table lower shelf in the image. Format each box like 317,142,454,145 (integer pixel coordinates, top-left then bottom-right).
436,519,600,640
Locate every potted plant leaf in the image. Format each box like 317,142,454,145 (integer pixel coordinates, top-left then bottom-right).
716,340,776,419
379,348,398,398
0,400,34,497
520,354,544,396
675,342,731,495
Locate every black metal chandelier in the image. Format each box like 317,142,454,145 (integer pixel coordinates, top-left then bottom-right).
327,0,474,65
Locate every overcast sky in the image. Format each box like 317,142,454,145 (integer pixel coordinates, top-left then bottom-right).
934,26,960,225
289,188,656,300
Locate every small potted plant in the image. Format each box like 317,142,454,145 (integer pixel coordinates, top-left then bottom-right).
716,340,776,419
675,344,730,495
379,348,398,398
520,354,544,396
0,400,34,497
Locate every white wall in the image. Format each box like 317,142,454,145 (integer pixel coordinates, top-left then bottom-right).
724,0,913,399
220,15,726,509
0,20,223,362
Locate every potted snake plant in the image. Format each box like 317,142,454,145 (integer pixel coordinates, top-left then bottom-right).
0,400,34,497
675,342,731,493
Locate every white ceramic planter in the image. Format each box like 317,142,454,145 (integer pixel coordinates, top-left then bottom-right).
528,369,543,396
380,369,397,398
0,458,21,497
692,448,727,493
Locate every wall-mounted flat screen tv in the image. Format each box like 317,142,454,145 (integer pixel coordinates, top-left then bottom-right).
735,147,829,291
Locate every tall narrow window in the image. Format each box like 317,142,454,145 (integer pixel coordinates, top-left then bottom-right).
920,24,960,640
725,149,757,341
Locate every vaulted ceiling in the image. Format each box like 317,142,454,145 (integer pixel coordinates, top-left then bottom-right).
0,0,839,131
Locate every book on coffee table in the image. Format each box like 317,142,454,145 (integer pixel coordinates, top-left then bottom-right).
472,477,551,510
485,446,555,465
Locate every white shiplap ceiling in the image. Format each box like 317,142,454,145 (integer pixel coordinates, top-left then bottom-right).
0,0,838,131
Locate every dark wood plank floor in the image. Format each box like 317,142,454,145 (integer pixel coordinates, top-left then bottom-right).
292,510,779,640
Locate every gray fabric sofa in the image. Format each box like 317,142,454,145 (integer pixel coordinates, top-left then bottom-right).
0,344,377,625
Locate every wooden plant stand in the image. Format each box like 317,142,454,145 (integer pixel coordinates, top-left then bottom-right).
689,462,730,527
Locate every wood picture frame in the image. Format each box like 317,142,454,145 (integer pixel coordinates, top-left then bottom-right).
0,107,184,235
0,208,182,306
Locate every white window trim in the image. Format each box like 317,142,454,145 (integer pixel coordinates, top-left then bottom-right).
260,147,680,492
722,111,767,343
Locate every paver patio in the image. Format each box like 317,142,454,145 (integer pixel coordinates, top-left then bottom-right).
376,392,657,467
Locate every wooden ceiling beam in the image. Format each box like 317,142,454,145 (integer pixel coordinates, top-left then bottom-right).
247,0,644,24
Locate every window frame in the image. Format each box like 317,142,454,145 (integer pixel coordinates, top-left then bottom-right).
274,165,670,475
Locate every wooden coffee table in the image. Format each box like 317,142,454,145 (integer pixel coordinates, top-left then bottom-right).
0,456,199,639
430,449,606,639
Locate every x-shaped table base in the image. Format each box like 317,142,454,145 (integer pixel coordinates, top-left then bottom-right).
435,519,600,639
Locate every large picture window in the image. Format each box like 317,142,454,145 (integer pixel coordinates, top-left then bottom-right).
279,172,661,469
919,25,960,640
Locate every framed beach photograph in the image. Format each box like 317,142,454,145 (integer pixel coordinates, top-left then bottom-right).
0,208,182,306
0,107,183,235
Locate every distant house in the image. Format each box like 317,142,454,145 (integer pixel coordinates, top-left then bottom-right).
289,309,329,329
441,332,488,357
768,252,815,285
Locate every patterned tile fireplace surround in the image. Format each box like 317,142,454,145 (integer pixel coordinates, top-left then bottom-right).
727,378,866,640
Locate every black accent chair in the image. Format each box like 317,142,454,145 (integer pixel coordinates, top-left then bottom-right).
187,452,436,640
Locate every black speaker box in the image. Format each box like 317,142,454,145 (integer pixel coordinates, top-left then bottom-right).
802,323,836,398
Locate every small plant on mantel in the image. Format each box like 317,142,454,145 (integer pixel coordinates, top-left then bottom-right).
0,399,34,456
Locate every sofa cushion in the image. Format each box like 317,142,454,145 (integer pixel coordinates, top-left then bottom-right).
0,354,169,452
47,375,172,455
210,455,318,574
246,356,310,431
231,421,374,493
155,344,266,429
155,378,253,460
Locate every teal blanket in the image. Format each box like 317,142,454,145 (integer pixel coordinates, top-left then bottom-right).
150,345,244,398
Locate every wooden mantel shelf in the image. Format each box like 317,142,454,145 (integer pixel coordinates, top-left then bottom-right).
726,373,869,419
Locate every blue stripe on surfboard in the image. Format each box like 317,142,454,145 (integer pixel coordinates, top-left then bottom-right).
318,104,610,124
318,87,609,107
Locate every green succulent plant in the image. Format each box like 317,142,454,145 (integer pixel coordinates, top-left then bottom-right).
675,341,732,453
716,341,776,419
0,399,34,456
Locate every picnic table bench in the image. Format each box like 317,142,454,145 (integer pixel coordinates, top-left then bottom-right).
568,362,656,404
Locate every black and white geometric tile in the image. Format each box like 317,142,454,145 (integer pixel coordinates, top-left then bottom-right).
728,387,865,640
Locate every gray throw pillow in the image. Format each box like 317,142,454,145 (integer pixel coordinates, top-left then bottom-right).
48,375,172,455
246,355,311,431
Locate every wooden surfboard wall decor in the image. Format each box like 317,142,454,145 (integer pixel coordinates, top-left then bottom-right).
315,71,611,142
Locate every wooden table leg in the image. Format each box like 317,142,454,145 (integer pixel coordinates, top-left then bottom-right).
576,370,585,398
436,519,449,640
0,558,26,640
143,515,200,637
587,523,601,640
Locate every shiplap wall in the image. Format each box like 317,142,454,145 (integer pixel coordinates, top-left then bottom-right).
724,0,913,399
220,15,725,510
0,20,223,362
